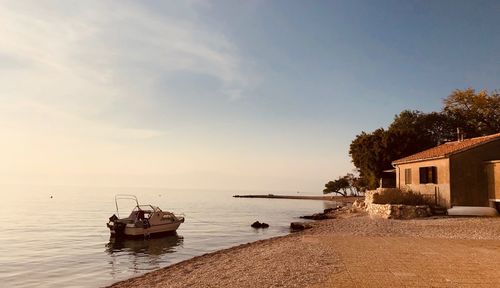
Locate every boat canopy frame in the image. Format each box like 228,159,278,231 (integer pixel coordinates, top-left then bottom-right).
133,205,161,213
114,194,140,218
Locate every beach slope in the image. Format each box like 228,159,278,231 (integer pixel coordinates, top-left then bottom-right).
109,213,500,287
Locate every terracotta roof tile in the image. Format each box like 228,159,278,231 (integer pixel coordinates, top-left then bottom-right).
392,132,500,165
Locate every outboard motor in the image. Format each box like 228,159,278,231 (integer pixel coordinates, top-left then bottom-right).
113,222,126,238
107,214,126,238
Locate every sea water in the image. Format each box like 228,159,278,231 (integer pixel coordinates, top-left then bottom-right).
0,186,334,287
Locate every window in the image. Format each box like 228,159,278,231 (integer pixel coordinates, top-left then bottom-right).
404,168,412,184
419,166,437,184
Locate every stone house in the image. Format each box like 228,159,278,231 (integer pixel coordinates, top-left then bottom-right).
392,133,500,208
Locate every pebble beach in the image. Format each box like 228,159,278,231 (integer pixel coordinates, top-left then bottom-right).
108,208,500,288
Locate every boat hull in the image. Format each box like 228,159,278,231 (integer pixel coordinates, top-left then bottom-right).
108,219,184,239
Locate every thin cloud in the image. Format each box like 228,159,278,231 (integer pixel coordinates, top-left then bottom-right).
0,0,249,126
0,1,252,186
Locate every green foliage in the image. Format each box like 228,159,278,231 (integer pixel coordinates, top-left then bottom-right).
349,110,448,189
351,175,369,193
323,173,362,196
388,110,456,145
349,129,388,189
443,88,500,137
372,189,430,206
323,177,349,196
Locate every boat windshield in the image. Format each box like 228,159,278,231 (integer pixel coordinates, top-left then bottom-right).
129,205,158,220
133,205,156,212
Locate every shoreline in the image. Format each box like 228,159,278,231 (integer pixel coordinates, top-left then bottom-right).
107,233,296,287
233,194,361,202
107,198,349,287
233,194,336,201
107,222,335,288
107,208,500,287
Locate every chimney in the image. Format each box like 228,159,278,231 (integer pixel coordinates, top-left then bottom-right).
457,128,464,142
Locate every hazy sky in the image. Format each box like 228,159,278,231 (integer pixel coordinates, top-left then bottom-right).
0,0,499,191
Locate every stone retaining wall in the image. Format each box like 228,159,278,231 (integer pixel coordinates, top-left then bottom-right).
364,190,379,205
366,203,431,219
362,189,432,219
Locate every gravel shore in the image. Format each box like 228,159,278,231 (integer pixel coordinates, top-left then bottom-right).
108,209,500,288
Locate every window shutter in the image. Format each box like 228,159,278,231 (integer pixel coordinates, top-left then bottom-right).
432,166,438,184
405,168,412,184
419,167,427,183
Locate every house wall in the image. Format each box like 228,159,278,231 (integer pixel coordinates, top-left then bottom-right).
485,161,500,200
395,158,450,207
449,140,500,207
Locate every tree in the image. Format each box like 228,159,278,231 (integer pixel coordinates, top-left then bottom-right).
344,172,366,196
351,174,369,194
388,110,456,145
323,176,351,196
443,88,500,137
348,88,499,190
324,172,366,196
349,128,388,188
349,110,455,189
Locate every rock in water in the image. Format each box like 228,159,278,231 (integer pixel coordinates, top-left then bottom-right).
299,213,328,220
324,205,342,214
251,221,269,228
251,221,262,228
290,222,312,231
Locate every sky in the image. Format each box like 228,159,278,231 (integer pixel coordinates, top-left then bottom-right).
0,0,499,192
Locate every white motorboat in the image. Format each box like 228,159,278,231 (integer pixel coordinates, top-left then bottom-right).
107,194,185,238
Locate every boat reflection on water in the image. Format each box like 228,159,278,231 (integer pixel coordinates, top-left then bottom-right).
107,233,183,255
106,234,184,275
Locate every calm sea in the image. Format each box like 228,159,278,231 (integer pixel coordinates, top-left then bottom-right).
0,186,334,288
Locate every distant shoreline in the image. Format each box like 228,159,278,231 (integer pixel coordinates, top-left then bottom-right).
233,194,360,203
